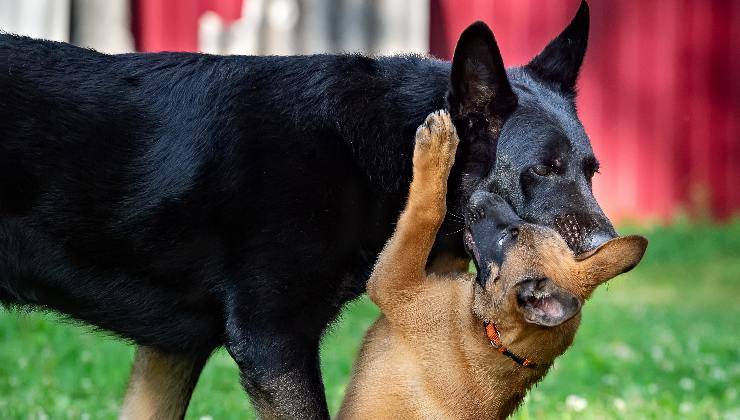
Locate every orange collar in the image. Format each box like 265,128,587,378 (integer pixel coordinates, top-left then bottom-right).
484,321,535,367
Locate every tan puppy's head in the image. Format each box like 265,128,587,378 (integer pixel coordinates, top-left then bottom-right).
463,191,647,357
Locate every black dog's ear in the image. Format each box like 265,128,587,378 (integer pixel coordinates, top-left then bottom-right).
448,21,517,118
447,22,516,184
527,0,589,95
516,278,582,327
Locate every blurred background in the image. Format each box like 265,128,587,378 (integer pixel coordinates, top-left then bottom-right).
0,0,738,419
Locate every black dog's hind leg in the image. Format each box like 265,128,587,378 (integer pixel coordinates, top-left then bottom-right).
120,346,210,420
225,309,329,420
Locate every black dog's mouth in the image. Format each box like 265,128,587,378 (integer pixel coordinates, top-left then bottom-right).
552,213,618,253
464,227,486,286
463,228,480,267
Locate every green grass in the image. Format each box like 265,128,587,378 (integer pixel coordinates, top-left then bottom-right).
1,220,738,419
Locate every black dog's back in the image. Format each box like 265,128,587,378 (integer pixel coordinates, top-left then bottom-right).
0,34,449,352
0,35,233,349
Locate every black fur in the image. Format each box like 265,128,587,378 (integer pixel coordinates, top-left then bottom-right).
0,1,613,417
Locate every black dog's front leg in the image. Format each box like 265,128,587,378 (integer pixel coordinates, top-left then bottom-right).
225,315,328,419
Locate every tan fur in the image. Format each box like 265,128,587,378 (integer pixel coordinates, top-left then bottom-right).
338,110,647,419
119,346,206,420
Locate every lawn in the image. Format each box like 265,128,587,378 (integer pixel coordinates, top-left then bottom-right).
1,220,738,419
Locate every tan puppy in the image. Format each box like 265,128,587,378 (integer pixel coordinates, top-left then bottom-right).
338,111,647,419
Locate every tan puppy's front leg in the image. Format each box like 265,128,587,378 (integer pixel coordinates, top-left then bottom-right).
119,346,208,420
367,110,459,309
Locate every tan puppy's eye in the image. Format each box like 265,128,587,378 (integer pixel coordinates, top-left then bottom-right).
532,165,552,176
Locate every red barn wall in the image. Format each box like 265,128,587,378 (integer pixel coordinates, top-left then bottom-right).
132,0,242,52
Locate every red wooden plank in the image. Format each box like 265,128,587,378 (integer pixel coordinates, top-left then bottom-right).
636,0,657,218
729,0,740,218
673,0,693,215
133,0,199,52
690,1,714,217
132,0,243,52
587,0,622,221
652,0,678,220
708,1,734,218
618,0,641,219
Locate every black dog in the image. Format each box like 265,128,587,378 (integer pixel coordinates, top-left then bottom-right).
0,1,612,418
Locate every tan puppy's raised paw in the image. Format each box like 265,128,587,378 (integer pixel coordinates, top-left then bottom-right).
407,110,460,223
413,110,459,184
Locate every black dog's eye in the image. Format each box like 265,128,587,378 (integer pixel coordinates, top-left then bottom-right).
531,165,552,177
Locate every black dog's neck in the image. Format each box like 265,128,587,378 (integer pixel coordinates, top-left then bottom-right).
230,55,450,195
341,57,451,194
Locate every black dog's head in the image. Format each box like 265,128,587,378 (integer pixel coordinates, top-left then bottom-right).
446,1,615,253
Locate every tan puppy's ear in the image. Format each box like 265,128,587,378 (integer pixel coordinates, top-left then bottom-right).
576,235,648,288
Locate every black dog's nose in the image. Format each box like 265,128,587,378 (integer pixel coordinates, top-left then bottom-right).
583,230,617,251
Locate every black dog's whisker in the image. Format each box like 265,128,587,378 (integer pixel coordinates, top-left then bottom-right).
444,219,465,229
447,210,465,221
443,227,465,236
445,214,466,225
